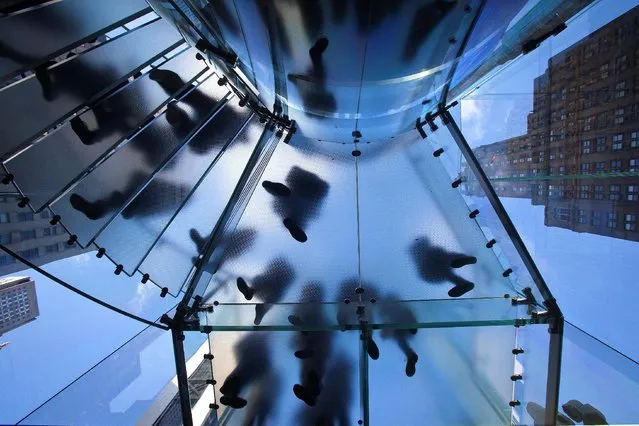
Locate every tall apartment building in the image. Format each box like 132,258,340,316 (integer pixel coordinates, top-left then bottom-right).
467,6,639,242
0,276,39,336
0,194,91,276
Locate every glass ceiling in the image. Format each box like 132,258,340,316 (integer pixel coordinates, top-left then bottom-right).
0,0,638,425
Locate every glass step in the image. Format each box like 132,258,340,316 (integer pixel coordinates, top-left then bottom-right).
5,48,207,212
138,115,267,297
50,75,230,247
95,102,253,275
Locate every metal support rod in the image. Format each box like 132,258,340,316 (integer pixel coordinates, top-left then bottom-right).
544,316,564,426
442,109,560,311
359,327,370,426
171,326,194,426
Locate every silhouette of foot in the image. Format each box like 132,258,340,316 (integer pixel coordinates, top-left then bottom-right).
406,351,418,377
220,394,247,409
562,400,584,422
366,337,379,360
70,116,96,145
409,328,418,335
262,180,291,196
165,101,188,128
288,314,304,327
448,281,474,298
34,61,56,102
294,348,315,359
236,277,254,300
309,37,329,62
293,384,317,407
254,304,268,325
450,256,477,268
149,68,185,92
527,402,576,425
219,376,241,396
283,218,307,243
70,194,104,220
582,404,607,425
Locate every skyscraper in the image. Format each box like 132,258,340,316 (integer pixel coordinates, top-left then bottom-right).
466,5,639,242
0,276,39,336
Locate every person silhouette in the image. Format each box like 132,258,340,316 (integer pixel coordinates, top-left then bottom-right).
410,236,477,297
262,166,329,243
296,352,354,426
289,283,334,407
377,291,419,377
526,400,608,425
241,370,281,426
287,37,337,118
219,333,271,409
234,258,295,325
189,227,257,274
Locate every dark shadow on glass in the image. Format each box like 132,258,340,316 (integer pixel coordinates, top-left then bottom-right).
410,236,477,297
234,258,295,325
219,333,271,409
402,0,457,62
526,400,608,425
242,370,281,426
264,166,329,243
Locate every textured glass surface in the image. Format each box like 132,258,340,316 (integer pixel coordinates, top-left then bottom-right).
557,322,639,425
0,0,150,80
51,76,229,247
198,297,526,332
6,49,207,211
139,115,265,296
199,135,358,304
358,128,518,301
0,19,183,158
95,100,252,275
208,330,361,425
369,325,515,425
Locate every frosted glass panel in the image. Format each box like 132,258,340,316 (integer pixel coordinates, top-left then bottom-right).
208,329,361,425
95,102,252,275
357,129,517,300
51,76,229,247
6,49,207,211
369,325,515,425
139,116,265,296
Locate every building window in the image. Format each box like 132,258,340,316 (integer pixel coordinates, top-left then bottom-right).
0,233,11,244
40,210,51,219
610,159,623,172
559,166,565,175
612,134,623,150
582,140,591,154
616,54,628,71
615,81,627,98
630,159,639,172
614,108,625,124
596,137,607,152
595,162,605,173
577,209,587,224
42,227,51,237
580,163,590,173
18,248,39,259
625,214,637,231
0,256,16,265
607,212,618,229
16,212,33,222
45,244,59,253
19,230,36,241
610,184,621,200
579,185,589,199
555,208,570,221
631,131,639,148
594,185,604,200
600,63,609,79
584,117,594,131
0,213,8,223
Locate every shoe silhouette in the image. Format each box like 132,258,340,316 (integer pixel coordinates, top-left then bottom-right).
262,180,291,196
284,218,308,242
293,384,317,407
406,351,418,377
219,394,247,409
236,277,254,300
366,337,380,360
448,281,475,298
70,193,104,220
450,256,477,268
294,348,315,359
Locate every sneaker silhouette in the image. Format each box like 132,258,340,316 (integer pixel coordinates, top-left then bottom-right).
262,180,291,196
70,194,104,220
450,256,477,268
406,351,418,377
283,218,307,243
236,277,254,300
448,281,475,298
293,384,317,407
294,348,315,359
366,337,379,360
254,304,267,325
220,394,247,409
